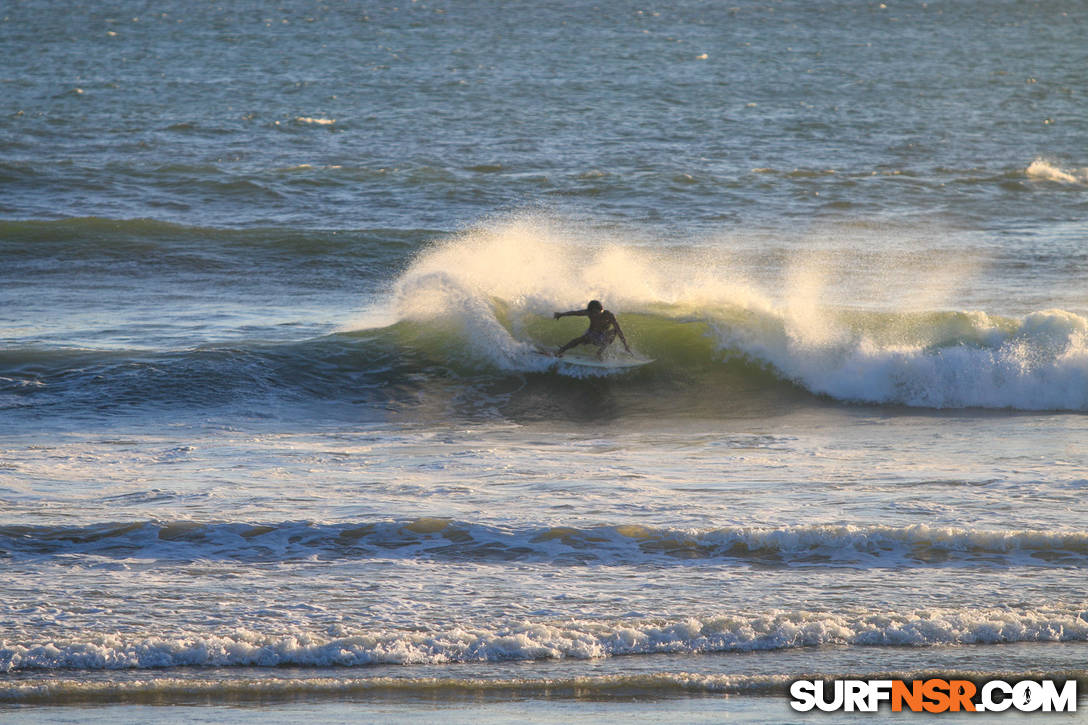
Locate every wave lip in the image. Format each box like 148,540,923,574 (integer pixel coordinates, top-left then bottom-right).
3,519,1088,568
4,606,1088,672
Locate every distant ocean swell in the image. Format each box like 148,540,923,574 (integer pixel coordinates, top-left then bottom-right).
5,607,1088,672
1,156,1081,223
0,217,429,260
4,520,1088,568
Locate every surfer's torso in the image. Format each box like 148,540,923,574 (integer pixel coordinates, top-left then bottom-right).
585,310,618,341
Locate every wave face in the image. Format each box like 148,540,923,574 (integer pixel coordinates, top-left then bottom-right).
3,519,1087,568
4,305,1086,413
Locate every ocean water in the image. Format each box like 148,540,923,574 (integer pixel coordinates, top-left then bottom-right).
2,0,1087,721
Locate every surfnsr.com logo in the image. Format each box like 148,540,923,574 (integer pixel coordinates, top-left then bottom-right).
789,678,1077,713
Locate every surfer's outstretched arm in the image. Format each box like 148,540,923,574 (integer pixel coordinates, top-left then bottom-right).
554,310,589,319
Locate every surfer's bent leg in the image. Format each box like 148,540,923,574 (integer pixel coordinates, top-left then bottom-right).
594,330,617,359
587,330,613,359
557,334,589,357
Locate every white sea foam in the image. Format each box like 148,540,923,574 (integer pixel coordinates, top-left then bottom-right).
4,606,1088,671
717,307,1088,409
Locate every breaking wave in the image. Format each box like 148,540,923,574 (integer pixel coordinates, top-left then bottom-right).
371,216,1088,410
4,606,1088,672
3,519,1088,568
4,215,1088,413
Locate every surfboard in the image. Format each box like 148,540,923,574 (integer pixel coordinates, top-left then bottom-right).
560,355,654,369
535,349,653,369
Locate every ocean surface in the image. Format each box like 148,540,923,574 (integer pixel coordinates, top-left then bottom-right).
2,0,1087,721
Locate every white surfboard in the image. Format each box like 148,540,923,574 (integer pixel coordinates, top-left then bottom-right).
536,349,653,370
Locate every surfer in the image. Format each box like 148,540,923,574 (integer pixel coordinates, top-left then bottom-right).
553,300,631,359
